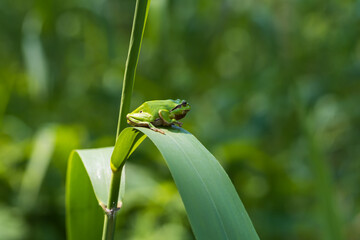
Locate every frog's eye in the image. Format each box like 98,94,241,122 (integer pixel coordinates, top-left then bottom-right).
182,101,187,106
139,110,143,113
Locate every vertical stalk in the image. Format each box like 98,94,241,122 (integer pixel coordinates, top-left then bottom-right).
102,1,151,240
116,0,151,138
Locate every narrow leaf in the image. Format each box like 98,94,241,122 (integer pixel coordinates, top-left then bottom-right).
18,125,55,211
135,126,259,240
111,127,145,171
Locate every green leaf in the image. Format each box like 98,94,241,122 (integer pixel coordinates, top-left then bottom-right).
66,126,259,240
66,148,129,240
66,150,105,240
134,126,259,240
111,127,146,171
66,128,145,240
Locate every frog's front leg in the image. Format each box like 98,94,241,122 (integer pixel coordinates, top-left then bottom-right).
127,115,165,134
158,110,183,127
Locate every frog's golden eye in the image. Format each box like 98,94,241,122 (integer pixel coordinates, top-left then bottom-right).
139,110,143,113
182,101,187,106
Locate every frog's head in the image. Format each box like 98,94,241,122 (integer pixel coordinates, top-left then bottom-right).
171,99,191,120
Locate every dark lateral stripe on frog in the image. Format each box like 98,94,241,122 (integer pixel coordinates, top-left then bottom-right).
170,101,188,112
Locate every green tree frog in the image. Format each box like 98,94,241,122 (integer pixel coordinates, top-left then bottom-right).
126,99,191,134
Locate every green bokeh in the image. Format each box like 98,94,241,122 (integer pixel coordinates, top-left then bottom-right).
1,0,359,239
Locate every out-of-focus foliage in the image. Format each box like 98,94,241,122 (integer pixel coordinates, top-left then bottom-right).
0,0,359,239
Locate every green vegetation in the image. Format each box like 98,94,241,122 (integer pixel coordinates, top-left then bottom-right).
67,127,259,239
1,0,359,239
67,2,258,239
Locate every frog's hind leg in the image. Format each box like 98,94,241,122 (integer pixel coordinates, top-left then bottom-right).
127,116,165,134
127,116,149,127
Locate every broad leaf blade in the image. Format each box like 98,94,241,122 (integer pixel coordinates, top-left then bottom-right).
66,151,103,240
66,126,258,240
135,126,259,240
66,130,145,240
76,147,114,204
66,148,127,240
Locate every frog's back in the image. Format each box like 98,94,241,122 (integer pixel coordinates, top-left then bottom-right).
143,100,176,110
132,100,176,121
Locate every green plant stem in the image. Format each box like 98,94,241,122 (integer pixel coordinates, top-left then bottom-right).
116,0,151,138
102,170,121,240
102,1,150,240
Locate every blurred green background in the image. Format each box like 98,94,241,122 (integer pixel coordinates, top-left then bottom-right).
1,0,359,239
